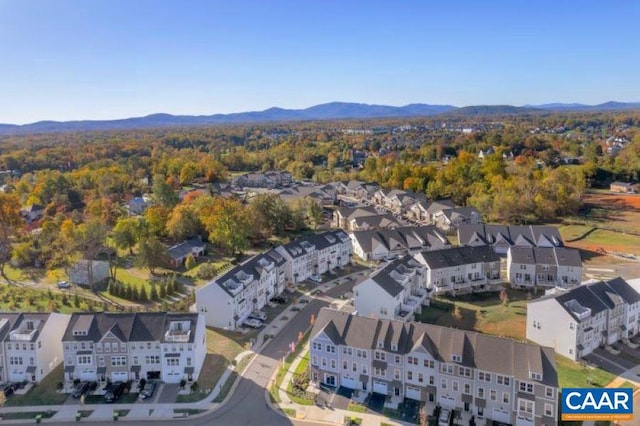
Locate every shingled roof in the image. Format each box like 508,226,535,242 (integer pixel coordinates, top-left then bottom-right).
311,308,558,387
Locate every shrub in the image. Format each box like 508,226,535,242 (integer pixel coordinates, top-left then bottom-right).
185,254,197,270
196,263,217,280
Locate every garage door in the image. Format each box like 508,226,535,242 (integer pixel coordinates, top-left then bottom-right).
342,375,357,389
8,371,26,382
78,369,96,381
111,371,128,382
493,408,511,423
373,380,388,395
439,395,455,409
405,385,421,401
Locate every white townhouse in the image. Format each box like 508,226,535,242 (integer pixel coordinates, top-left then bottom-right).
413,245,502,296
0,313,70,383
458,224,563,255
62,312,206,384
195,248,287,330
310,308,559,426
527,278,640,361
276,230,351,284
507,247,582,289
353,256,429,322
350,226,450,262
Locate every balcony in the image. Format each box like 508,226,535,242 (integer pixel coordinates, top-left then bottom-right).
165,329,191,343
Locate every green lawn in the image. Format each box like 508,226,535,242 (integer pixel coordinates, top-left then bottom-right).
270,331,310,404
286,351,314,405
4,365,68,406
281,408,296,417
555,355,616,388
0,411,55,420
417,289,530,340
347,402,368,413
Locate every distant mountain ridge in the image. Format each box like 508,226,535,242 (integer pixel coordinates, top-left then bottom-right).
1,101,639,135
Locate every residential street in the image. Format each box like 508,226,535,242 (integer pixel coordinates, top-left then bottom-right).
40,274,361,426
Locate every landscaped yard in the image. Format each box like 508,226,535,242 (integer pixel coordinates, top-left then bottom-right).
555,355,616,389
4,364,68,406
286,351,314,405
417,289,530,340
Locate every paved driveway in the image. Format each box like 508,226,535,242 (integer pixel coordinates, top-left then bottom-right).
156,383,179,403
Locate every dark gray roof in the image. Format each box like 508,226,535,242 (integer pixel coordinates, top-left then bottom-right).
586,281,625,309
415,245,499,269
509,247,581,268
606,277,640,305
167,238,205,260
554,285,610,321
458,224,563,248
63,312,199,343
0,313,51,343
312,308,558,387
350,226,449,254
362,256,424,297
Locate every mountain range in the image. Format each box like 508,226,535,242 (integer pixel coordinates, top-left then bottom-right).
1,101,639,135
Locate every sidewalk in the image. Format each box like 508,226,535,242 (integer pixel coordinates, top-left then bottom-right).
0,269,367,423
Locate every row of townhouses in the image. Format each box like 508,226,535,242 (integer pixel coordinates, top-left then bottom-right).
349,226,450,261
333,206,400,232
458,224,564,255
527,277,640,361
311,308,558,426
196,230,351,330
63,312,205,384
507,246,583,289
0,312,206,386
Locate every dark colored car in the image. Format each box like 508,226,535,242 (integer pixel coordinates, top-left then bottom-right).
2,383,16,396
270,296,287,304
72,382,89,398
140,382,157,400
104,382,127,403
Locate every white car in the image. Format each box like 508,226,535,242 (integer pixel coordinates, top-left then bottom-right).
244,318,263,329
249,311,267,321
310,274,322,283
57,281,71,289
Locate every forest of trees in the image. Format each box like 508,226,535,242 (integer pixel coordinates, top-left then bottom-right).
0,110,638,281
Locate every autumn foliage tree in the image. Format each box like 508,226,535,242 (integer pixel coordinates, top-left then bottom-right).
0,193,23,283
197,196,250,255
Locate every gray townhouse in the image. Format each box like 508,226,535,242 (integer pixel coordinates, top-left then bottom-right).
413,245,502,296
527,277,640,361
0,312,70,383
62,312,206,384
507,247,582,289
310,308,558,426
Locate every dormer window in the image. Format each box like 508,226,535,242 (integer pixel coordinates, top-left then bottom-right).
391,344,397,351
377,341,383,349
452,354,462,363
530,372,542,381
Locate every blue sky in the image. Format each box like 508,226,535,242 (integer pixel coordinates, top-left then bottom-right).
1,0,639,124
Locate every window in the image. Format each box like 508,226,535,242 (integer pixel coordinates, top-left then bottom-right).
77,355,92,365
111,342,118,352
187,357,192,366
518,399,534,414
343,347,352,355
145,355,160,364
418,373,424,383
519,382,534,394
99,356,105,367
111,356,127,366
380,307,388,316
459,366,472,377
429,376,435,385
352,362,357,372
545,387,554,399
407,356,417,365
490,389,497,401
312,342,322,351
407,371,413,380
423,359,434,368
326,345,336,353
330,359,336,369
374,367,386,377
440,363,454,374
105,343,111,353
9,357,23,366
478,371,491,382
167,358,179,367
374,351,386,361
362,365,367,375
530,372,542,381
321,358,327,367
503,392,510,404
133,356,139,365
453,381,459,392
343,360,348,370
395,355,401,364
441,379,447,389
451,354,462,363
497,375,511,386
477,387,485,398
311,355,318,366
464,383,471,394
544,403,554,417
394,369,401,380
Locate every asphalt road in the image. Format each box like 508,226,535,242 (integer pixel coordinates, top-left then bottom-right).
44,275,361,426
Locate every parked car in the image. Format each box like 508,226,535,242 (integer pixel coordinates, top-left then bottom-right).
270,296,287,304
438,408,452,426
249,311,267,321
2,383,16,396
104,382,128,403
309,274,322,283
299,298,309,304
57,280,71,289
140,382,157,400
72,381,89,398
243,318,263,329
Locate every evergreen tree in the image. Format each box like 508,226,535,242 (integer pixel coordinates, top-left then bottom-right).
150,283,159,301
139,286,148,302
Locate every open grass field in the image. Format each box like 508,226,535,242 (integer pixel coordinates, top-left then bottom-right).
555,355,616,389
417,289,529,340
